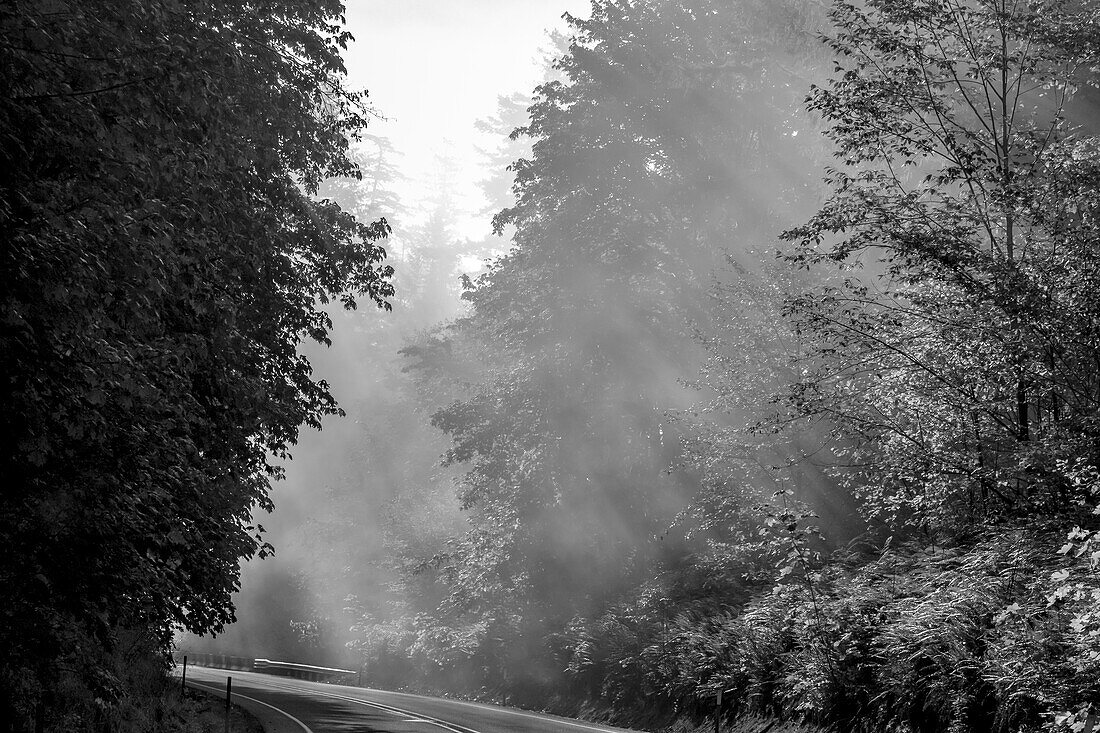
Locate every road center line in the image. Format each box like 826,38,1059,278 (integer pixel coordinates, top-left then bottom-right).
268,687,479,733
187,670,634,733
187,673,476,733
381,690,635,733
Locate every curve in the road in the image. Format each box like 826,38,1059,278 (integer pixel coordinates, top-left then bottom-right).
187,678,313,733
189,673,476,733
182,667,641,733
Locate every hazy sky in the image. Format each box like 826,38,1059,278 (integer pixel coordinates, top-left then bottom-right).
342,0,588,237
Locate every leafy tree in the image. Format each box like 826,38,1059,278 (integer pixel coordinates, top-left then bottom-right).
0,0,392,727
781,0,1100,528
406,0,836,707
653,2,1100,730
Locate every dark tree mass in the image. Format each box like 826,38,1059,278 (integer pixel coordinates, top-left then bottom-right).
6,1,1100,733
0,0,392,729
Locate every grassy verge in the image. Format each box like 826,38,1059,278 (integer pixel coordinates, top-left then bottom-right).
172,686,265,733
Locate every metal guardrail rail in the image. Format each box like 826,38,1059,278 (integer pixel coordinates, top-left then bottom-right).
252,657,357,682
175,651,358,683
175,652,254,671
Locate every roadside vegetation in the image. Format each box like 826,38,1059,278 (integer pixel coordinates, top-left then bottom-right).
6,629,261,733
273,2,1100,732
0,1,392,730
5,1,1100,732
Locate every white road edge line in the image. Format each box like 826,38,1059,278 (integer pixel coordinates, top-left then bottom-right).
186,672,474,733
188,669,634,733
277,688,479,733
244,674,630,733
187,679,313,733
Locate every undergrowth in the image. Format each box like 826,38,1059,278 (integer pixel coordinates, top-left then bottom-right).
11,627,262,733
561,520,1100,733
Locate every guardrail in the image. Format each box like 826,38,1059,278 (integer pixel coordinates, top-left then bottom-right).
174,652,358,684
174,652,254,671
252,658,357,683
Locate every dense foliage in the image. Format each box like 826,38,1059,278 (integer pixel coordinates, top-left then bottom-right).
388,0,832,712
781,0,1100,530
36,0,1100,731
319,1,1100,731
0,0,391,729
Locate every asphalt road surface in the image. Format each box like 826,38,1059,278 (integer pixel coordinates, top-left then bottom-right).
181,666,642,733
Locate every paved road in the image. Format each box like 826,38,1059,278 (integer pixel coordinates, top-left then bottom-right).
182,666,641,733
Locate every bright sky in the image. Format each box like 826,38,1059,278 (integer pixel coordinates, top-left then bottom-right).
342,0,588,238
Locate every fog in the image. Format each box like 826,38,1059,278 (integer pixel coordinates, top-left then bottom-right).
178,0,1100,722
179,0,842,672
11,0,1099,730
